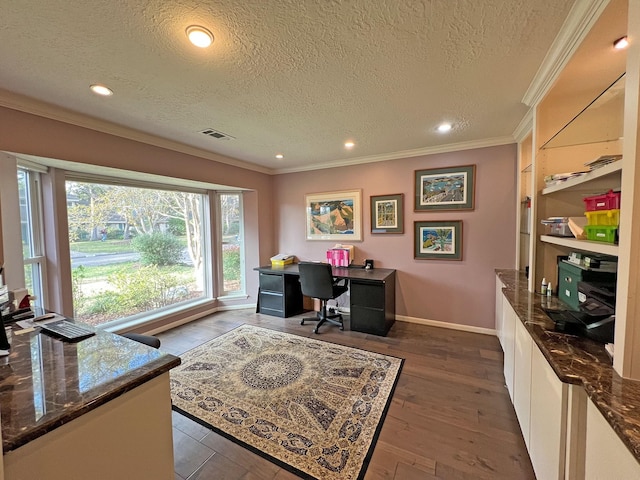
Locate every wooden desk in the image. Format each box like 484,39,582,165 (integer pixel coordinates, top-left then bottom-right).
254,265,396,336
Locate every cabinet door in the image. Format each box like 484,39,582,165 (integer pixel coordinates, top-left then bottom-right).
585,398,640,479
502,297,516,400
495,277,504,347
350,281,390,336
529,344,567,480
513,319,532,447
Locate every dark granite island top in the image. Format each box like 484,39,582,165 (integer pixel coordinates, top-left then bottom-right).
496,269,640,463
0,324,180,453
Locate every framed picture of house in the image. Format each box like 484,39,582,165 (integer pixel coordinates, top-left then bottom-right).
414,220,463,260
305,190,362,241
414,165,475,211
370,193,404,234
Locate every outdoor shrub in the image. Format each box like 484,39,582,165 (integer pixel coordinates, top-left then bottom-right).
71,265,87,316
108,264,187,312
131,232,183,265
222,244,241,281
85,291,123,315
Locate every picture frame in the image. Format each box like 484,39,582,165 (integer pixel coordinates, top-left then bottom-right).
305,189,362,241
414,164,475,211
370,193,404,234
414,220,463,260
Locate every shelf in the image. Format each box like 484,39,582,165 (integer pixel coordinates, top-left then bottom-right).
540,235,619,256
542,160,622,195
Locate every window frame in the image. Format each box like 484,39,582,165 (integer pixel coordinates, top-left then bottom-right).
17,166,48,308
64,174,214,329
216,191,246,297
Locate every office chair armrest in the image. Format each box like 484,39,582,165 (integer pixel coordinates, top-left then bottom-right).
333,278,347,287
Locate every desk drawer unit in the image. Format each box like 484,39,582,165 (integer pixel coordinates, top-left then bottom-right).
258,273,303,318
350,273,395,336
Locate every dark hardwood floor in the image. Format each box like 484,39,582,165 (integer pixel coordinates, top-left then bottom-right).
158,310,535,480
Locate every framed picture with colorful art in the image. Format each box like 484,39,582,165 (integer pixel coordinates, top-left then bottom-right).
414,220,463,260
305,189,362,241
370,193,404,234
414,165,475,211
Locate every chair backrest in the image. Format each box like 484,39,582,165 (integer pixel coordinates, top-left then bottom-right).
298,262,335,300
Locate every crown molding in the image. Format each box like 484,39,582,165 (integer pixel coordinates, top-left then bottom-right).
522,0,610,107
1,89,516,177
273,136,516,174
512,108,533,143
0,89,273,175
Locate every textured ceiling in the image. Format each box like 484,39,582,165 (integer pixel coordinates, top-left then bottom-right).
0,0,575,173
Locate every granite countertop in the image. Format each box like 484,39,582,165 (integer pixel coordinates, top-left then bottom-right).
496,269,640,462
0,323,180,452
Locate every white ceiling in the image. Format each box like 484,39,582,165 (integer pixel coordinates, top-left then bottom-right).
0,0,576,173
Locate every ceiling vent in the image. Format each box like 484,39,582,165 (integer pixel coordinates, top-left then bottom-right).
199,128,235,140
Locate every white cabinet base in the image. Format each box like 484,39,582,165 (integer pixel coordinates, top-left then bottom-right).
3,373,175,480
585,399,640,479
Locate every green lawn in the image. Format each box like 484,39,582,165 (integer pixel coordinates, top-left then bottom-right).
71,261,194,282
70,239,135,255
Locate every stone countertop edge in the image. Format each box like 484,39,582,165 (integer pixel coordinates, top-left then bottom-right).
2,354,181,453
496,269,640,463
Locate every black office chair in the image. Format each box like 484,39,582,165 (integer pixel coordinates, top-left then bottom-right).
121,332,161,349
298,262,349,334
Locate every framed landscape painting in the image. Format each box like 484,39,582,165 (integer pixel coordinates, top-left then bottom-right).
370,193,404,234
414,220,463,260
305,190,362,241
414,165,475,211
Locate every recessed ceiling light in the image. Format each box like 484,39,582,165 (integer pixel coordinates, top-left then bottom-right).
186,25,214,48
437,123,452,133
90,84,113,96
275,154,284,159
344,141,355,149
614,36,629,49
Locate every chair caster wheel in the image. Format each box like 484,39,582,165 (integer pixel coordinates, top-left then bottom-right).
300,320,305,325
340,326,344,331
313,328,319,334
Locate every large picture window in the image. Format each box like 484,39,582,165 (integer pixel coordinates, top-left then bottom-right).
66,180,209,327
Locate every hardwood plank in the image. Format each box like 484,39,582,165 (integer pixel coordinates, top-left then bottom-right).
158,310,535,479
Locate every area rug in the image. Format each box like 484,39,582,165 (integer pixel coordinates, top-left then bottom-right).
170,324,403,480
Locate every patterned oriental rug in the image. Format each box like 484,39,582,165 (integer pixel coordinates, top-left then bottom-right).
170,325,403,480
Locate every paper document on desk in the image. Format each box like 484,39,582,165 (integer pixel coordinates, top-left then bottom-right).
16,313,66,329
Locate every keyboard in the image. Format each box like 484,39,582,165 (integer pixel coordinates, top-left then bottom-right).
39,320,96,342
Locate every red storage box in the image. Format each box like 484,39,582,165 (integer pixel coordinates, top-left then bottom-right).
583,190,621,211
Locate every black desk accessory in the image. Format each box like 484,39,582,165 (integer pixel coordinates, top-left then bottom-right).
39,320,95,342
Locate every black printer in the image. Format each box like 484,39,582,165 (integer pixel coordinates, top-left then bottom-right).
544,279,617,344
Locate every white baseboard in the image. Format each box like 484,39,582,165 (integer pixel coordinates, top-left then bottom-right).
146,304,497,338
395,314,497,336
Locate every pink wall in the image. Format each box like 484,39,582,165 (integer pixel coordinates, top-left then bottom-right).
273,144,518,329
0,106,517,330
0,106,275,314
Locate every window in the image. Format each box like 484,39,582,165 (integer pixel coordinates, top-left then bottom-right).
218,192,245,296
66,180,210,327
17,168,47,309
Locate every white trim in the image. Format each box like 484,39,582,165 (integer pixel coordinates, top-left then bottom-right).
273,136,515,174
512,108,533,143
522,0,610,107
2,90,515,176
396,314,496,336
132,303,256,336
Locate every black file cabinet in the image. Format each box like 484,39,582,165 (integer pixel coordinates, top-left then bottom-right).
258,272,304,318
254,265,396,336
349,271,396,336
